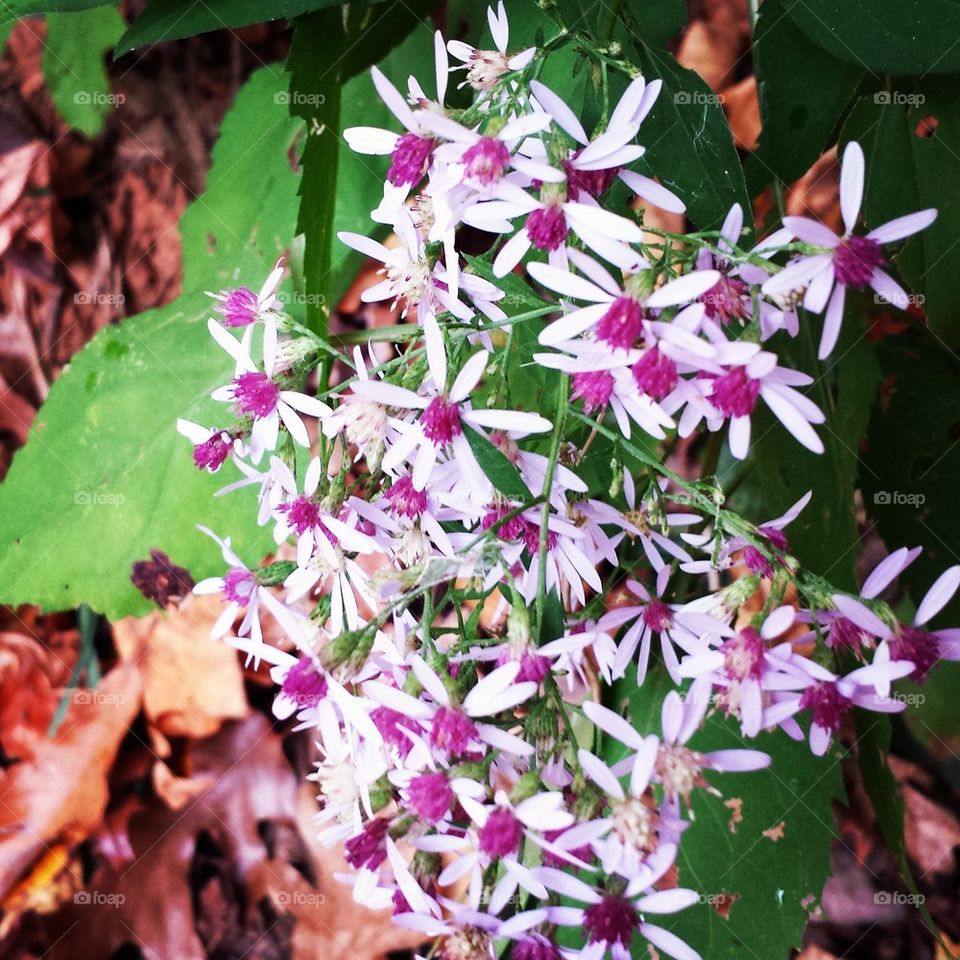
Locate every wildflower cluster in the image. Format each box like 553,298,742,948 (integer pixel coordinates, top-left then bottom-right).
178,6,953,959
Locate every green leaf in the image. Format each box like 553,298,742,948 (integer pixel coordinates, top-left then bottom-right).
181,66,302,292
628,41,750,231
115,0,345,55
0,292,273,617
0,64,302,617
611,0,685,49
748,0,863,190
462,425,530,500
842,81,960,345
338,0,435,82
286,9,344,334
0,0,105,22
783,0,960,76
860,328,960,625
730,319,880,589
42,5,125,137
605,670,842,960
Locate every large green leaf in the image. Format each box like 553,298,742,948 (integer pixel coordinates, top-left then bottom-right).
0,293,273,617
114,0,342,55
0,66,301,617
181,67,303,291
859,329,960,742
783,0,960,76
842,81,960,346
628,41,750,231
285,9,344,334
748,0,863,190
727,319,879,590
0,0,106,22
605,670,843,960
42,6,125,137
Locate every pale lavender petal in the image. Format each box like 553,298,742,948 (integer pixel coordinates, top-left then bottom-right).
646,270,720,308
839,141,865,233
707,748,771,772
582,700,647,751
831,594,892,639
867,208,937,243
915,565,960,626
862,546,921,599
819,283,846,359
640,923,702,960
530,80,588,145
870,268,909,309
782,215,841,248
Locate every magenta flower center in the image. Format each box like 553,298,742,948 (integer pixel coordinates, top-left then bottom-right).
481,504,526,542
642,598,673,632
223,567,256,605
386,475,428,519
371,705,413,758
232,371,279,419
408,771,454,822
278,495,322,535
193,432,231,472
219,287,258,327
421,396,462,444
572,370,613,414
430,706,478,757
833,235,884,288
522,519,557,554
596,296,644,350
890,626,940,683
711,367,761,418
462,136,511,185
827,616,863,651
722,627,765,681
281,656,329,707
701,274,750,325
742,544,774,579
497,648,551,684
632,346,678,399
525,205,569,251
563,156,619,201
478,805,523,857
344,816,390,870
388,132,434,186
799,681,850,733
512,935,561,960
584,894,639,947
